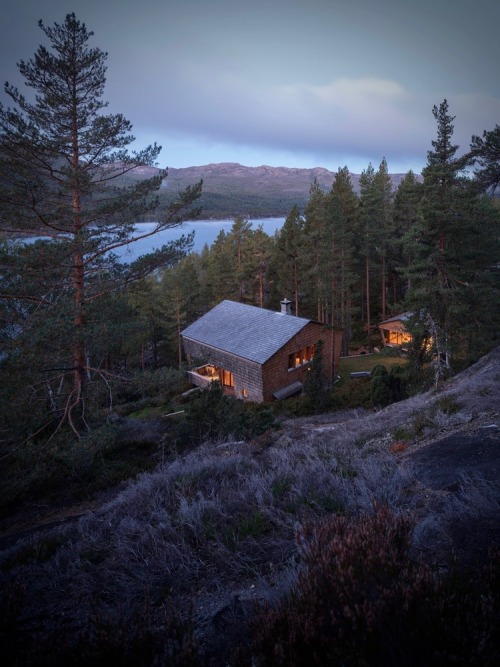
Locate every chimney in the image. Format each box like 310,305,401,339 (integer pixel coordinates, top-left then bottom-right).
280,298,292,315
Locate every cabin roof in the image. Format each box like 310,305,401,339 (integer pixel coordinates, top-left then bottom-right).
379,312,413,325
181,300,313,364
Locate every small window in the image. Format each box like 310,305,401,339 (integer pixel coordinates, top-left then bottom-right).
288,344,315,370
242,389,248,398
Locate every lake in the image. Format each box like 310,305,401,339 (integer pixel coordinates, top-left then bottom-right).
117,217,285,261
19,217,285,262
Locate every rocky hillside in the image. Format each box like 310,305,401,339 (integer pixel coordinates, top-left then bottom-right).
132,162,421,218
1,348,498,664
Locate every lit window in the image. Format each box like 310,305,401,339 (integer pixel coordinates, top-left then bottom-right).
288,345,315,370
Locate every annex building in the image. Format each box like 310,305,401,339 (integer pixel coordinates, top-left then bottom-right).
378,312,413,347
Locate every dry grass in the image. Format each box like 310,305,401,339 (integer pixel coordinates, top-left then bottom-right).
1,346,498,665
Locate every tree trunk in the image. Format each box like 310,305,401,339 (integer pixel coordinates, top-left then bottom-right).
381,252,386,321
293,261,299,316
365,256,371,352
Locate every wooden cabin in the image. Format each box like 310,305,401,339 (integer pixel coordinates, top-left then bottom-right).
379,312,413,347
181,299,343,402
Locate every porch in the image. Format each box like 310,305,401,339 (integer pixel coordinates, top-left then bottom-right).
187,364,235,394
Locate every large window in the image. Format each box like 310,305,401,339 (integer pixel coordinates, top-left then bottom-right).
288,344,315,370
387,331,412,346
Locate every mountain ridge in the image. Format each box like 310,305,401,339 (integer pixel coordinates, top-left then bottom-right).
132,162,422,218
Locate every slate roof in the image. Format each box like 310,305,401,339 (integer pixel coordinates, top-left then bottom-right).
379,312,412,325
181,300,313,364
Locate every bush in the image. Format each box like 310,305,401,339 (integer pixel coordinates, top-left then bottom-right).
370,364,409,407
247,508,500,667
172,382,278,447
331,377,372,409
370,364,391,406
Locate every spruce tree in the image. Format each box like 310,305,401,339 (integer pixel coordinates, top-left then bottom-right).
0,14,201,434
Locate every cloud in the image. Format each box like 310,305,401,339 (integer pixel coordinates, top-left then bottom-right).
140,67,500,168
123,73,437,166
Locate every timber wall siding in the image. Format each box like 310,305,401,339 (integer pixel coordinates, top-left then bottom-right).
183,323,343,403
183,338,264,401
261,324,342,402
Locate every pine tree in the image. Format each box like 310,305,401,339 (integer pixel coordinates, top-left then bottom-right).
303,179,328,321
273,204,305,314
468,125,500,195
325,167,358,353
228,216,254,302
358,163,376,351
246,225,272,307
372,158,394,321
0,14,201,434
404,100,499,376
160,256,202,367
393,170,423,299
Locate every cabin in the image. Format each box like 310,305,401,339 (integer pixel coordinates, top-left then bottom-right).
379,312,413,347
181,299,343,402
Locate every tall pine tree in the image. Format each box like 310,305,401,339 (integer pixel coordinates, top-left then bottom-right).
0,14,201,434
404,100,499,377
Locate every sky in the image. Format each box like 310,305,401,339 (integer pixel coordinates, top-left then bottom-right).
1,0,499,174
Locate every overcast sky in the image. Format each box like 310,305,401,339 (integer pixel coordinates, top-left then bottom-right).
1,0,498,173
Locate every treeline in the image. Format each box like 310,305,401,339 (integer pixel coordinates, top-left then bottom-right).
155,189,306,220
130,103,499,373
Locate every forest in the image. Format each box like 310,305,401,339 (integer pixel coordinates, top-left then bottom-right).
0,13,499,449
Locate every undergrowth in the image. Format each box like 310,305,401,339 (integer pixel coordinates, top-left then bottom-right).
241,508,499,667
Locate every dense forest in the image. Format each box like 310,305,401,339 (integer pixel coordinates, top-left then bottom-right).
0,15,499,446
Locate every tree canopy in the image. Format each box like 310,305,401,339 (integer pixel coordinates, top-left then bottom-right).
0,14,201,435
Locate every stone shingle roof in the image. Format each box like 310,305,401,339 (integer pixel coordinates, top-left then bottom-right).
379,312,413,325
181,300,312,364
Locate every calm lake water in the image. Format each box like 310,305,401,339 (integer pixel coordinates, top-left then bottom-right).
117,217,285,262
21,217,286,262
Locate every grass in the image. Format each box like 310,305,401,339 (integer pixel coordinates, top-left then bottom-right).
338,351,407,383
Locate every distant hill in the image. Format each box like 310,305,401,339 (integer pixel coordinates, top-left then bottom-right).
132,162,421,219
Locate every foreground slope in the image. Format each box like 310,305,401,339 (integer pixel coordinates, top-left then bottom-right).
0,348,498,663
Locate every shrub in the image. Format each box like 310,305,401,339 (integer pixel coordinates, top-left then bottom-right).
172,382,278,446
370,364,391,406
371,365,409,407
332,377,372,409
247,508,500,667
435,394,461,415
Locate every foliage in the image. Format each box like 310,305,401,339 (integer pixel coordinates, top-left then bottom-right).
173,382,278,447
468,124,500,195
0,14,201,435
0,421,165,516
247,508,500,667
370,363,409,406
